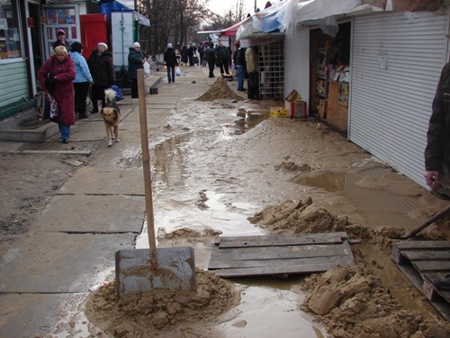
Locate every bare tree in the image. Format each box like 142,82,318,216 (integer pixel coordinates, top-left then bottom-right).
139,0,210,56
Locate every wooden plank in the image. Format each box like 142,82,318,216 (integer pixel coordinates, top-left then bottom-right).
423,273,450,303
412,260,450,272
213,256,354,277
394,241,450,251
209,253,352,270
218,232,348,248
391,241,450,322
208,243,351,268
403,250,450,261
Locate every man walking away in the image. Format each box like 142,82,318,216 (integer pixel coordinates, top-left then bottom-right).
206,43,216,78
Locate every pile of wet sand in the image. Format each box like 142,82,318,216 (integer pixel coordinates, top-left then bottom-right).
85,269,239,337
301,264,450,338
196,77,243,101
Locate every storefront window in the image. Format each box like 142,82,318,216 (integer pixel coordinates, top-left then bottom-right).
0,0,21,60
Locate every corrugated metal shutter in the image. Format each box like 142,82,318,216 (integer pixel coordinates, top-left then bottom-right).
0,61,29,107
284,28,310,107
349,10,448,188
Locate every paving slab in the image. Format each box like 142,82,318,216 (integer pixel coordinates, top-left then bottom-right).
33,195,145,233
0,293,78,338
0,232,134,293
58,167,145,195
67,120,106,142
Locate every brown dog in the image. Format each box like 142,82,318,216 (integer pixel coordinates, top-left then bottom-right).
101,89,121,147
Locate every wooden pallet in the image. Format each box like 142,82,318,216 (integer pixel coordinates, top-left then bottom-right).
208,232,354,278
392,241,450,321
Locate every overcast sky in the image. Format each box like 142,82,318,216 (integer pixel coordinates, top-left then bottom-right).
206,0,262,16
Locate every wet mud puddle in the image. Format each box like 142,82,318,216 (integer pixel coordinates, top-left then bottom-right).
292,167,423,229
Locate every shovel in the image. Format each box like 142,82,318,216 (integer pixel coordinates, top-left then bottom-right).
390,204,450,240
115,69,196,299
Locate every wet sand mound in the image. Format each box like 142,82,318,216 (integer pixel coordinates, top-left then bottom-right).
86,269,239,337
248,197,349,233
196,77,243,101
301,264,450,338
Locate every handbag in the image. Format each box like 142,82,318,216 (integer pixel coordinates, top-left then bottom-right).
43,93,58,120
45,73,55,90
175,66,181,77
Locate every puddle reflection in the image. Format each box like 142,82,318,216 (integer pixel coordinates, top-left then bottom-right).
292,168,422,229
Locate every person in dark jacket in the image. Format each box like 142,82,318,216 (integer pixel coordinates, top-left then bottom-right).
215,42,230,75
37,46,76,143
87,42,114,113
206,43,216,78
164,43,178,83
180,45,188,65
233,41,247,91
53,29,70,52
128,42,146,98
424,62,450,198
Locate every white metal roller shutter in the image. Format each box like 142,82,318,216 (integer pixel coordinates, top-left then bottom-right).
349,10,448,188
284,28,310,108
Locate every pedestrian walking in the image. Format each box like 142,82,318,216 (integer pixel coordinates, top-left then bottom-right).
87,42,114,113
70,42,93,119
424,61,450,199
233,41,247,92
215,42,230,75
37,46,76,143
206,42,216,78
128,42,146,98
53,29,70,52
164,43,178,83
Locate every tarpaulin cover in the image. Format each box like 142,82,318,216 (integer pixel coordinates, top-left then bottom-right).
263,12,281,33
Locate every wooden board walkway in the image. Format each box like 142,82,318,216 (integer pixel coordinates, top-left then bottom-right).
208,232,354,278
392,241,450,321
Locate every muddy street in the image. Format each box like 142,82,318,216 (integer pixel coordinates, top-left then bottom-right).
1,65,449,337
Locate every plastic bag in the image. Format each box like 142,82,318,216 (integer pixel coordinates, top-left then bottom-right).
143,61,150,77
175,66,181,77
43,92,58,120
108,85,124,101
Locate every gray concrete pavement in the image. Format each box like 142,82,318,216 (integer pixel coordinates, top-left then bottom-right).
0,68,214,337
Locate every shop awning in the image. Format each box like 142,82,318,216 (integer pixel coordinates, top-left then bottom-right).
198,19,245,37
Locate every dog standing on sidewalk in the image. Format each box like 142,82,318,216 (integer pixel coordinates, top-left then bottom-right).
101,88,121,147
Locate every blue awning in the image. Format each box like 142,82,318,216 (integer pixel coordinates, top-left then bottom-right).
99,0,150,26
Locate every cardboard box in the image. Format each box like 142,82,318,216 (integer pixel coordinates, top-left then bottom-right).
284,89,307,119
285,101,307,119
270,106,289,118
285,89,302,103
318,99,327,119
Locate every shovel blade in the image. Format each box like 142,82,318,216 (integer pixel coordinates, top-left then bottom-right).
115,247,196,299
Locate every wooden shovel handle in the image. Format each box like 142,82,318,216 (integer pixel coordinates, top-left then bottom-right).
138,69,158,269
402,204,450,239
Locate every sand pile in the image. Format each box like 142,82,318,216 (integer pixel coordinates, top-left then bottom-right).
248,196,349,234
301,264,450,338
85,269,239,337
196,77,243,101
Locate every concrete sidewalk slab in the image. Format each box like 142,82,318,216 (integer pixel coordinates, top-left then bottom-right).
33,195,145,233
0,232,134,293
66,121,106,142
58,167,145,195
0,293,78,338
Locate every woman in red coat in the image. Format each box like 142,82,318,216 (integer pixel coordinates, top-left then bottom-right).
38,46,76,143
